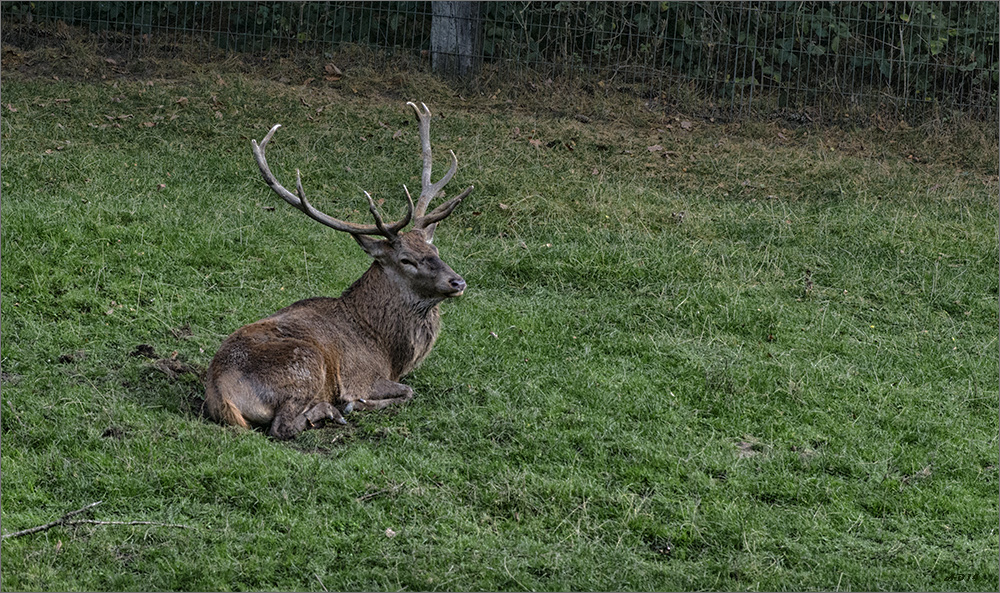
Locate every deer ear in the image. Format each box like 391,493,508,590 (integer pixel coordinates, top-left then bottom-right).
353,234,390,259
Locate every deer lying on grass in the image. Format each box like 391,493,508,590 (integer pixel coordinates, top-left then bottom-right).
205,102,473,440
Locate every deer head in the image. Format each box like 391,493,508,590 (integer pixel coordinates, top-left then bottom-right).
250,102,473,303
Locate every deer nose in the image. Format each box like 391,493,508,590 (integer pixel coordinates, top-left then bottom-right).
449,277,467,294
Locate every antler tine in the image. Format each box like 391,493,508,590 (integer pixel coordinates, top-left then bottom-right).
259,123,281,150
418,185,474,226
363,188,414,239
428,149,459,199
252,124,302,210
362,191,391,237
418,102,458,199
407,101,438,218
252,124,411,238
412,185,474,243
399,184,416,228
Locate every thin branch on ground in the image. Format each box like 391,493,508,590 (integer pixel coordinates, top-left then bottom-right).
1,501,103,540
62,519,193,530
355,482,403,503
1,501,192,539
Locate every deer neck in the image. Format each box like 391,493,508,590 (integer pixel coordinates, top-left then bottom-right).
340,263,442,374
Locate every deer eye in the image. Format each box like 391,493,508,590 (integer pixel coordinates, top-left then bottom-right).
399,258,417,269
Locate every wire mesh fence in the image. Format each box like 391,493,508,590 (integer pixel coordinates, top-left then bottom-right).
3,1,997,121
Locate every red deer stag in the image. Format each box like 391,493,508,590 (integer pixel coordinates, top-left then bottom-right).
205,102,473,439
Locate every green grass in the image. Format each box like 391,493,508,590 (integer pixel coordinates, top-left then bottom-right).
1,68,997,591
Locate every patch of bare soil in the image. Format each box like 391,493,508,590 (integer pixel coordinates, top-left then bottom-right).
0,371,23,385
129,343,204,382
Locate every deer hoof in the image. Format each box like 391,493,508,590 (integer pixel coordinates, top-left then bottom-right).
341,401,355,414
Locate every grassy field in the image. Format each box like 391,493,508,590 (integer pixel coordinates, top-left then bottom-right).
1,56,997,591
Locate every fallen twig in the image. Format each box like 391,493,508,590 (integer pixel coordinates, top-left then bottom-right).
355,482,402,503
1,501,192,539
356,489,389,503
62,519,193,529
2,501,103,539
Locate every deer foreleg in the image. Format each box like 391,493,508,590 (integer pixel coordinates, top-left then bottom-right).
304,401,346,426
353,380,415,411
269,400,344,440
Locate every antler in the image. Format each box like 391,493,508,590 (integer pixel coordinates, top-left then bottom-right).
406,102,474,237
251,124,412,239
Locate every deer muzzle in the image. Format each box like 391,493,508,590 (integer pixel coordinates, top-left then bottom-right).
446,275,467,297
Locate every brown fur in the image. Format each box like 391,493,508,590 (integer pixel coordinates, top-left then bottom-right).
209,104,471,439
204,230,465,439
